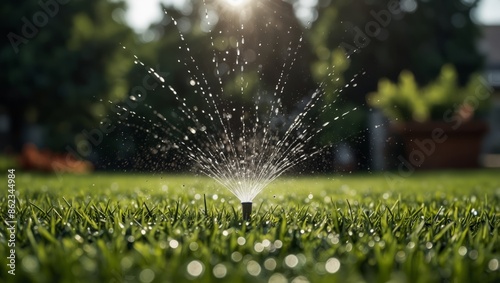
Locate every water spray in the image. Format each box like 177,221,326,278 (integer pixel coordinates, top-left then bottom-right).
241,202,252,220
145,10,361,226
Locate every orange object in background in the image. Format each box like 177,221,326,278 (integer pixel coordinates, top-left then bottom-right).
19,143,93,173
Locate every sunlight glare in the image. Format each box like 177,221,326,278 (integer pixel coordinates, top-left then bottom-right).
226,0,248,7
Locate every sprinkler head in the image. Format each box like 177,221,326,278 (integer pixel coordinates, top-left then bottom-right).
241,202,252,221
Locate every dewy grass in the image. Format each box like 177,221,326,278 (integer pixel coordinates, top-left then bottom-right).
0,171,499,283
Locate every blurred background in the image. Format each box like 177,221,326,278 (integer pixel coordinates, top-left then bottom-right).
1,0,499,174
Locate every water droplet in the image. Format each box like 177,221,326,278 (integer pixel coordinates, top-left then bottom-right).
169,240,179,249
237,237,246,246
186,260,204,277
488,259,499,271
269,273,287,283
231,252,242,262
139,269,155,283
264,258,277,271
189,242,199,251
22,255,39,273
458,246,467,256
274,240,283,249
469,250,479,260
254,242,264,253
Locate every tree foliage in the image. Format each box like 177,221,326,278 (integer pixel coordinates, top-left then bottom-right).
1,0,134,150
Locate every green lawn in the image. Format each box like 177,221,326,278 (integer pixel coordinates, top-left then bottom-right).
1,170,499,283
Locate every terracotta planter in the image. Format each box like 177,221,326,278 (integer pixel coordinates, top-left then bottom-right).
389,120,489,169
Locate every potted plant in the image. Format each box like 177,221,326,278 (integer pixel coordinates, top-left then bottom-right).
367,64,491,169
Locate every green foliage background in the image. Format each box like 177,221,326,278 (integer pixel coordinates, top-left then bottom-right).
1,0,485,171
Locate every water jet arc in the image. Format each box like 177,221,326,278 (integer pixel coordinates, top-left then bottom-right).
241,202,252,220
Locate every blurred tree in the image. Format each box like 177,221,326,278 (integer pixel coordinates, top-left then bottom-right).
2,0,484,172
310,0,484,101
150,0,316,109
1,0,135,152
307,0,484,169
